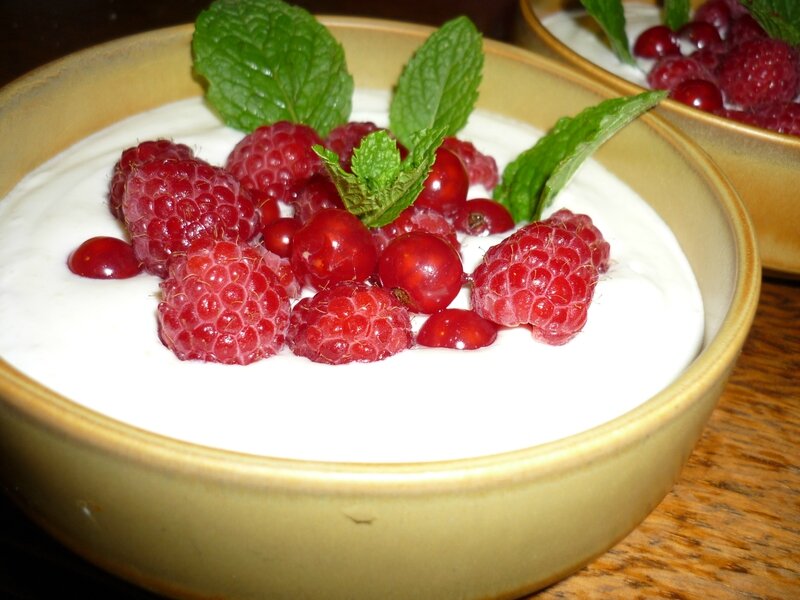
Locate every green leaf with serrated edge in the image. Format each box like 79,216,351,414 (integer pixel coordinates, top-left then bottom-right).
389,16,483,148
740,0,800,45
493,90,666,223
192,0,353,135
579,0,636,66
314,127,446,228
664,0,691,31
350,131,403,192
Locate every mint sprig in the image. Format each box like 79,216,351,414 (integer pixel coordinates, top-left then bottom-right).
494,90,667,223
192,0,353,136
314,127,446,228
663,0,691,31
389,16,483,149
741,0,800,45
579,0,636,66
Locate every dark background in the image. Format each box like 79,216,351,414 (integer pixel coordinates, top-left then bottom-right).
2,0,520,86
1,1,517,597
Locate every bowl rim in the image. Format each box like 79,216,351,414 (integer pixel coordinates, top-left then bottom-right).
0,19,761,492
518,0,800,149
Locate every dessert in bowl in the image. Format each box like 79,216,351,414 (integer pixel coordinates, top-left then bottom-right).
0,6,759,600
517,0,800,277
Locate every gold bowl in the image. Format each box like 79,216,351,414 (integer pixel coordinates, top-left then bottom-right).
0,17,759,599
517,0,800,277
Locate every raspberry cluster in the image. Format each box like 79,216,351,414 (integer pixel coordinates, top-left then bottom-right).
634,0,800,136
69,119,610,365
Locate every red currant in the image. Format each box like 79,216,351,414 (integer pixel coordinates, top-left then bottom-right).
453,199,514,236
261,217,301,258
377,231,463,314
678,21,724,52
290,208,377,291
671,78,724,112
413,147,469,218
67,236,142,279
694,0,732,39
633,26,681,59
290,172,343,224
416,308,498,350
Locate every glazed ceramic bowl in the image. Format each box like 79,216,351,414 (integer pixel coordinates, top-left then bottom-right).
517,0,800,277
0,17,759,600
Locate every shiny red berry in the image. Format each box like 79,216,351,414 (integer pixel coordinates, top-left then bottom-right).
413,147,469,218
678,21,724,52
633,25,681,59
290,208,377,291
671,78,724,112
67,236,142,279
453,199,515,236
261,217,301,258
377,231,463,314
416,308,498,350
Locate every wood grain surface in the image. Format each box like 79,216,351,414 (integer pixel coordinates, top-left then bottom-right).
2,1,799,598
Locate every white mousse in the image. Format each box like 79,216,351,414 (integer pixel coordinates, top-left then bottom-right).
0,91,704,463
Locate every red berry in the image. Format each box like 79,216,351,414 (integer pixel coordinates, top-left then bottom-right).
249,189,281,227
441,137,499,190
371,205,459,255
470,220,599,345
67,236,142,279
416,308,498,350
377,231,463,314
671,78,725,112
453,198,515,237
678,21,725,52
290,208,378,291
647,55,715,92
717,38,800,109
289,172,344,224
544,209,610,273
108,140,195,220
694,0,732,39
751,102,800,136
261,216,301,258
633,25,681,59
157,239,291,365
225,121,324,203
414,147,469,218
728,14,767,45
122,157,260,278
288,282,412,364
324,121,382,171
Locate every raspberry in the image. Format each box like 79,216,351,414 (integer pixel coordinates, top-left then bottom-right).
371,205,459,255
545,209,610,273
324,121,383,171
122,157,260,277
287,282,413,364
109,139,194,219
647,55,715,92
470,218,600,345
225,121,324,203
751,102,800,136
157,239,291,365
289,172,344,224
441,137,500,190
717,38,800,109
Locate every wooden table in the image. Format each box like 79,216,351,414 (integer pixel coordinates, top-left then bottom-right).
2,1,798,598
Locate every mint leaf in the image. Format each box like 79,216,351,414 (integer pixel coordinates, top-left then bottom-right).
664,0,691,31
351,131,403,192
740,0,800,45
579,0,636,66
389,16,483,148
315,128,446,228
493,90,667,223
192,0,353,136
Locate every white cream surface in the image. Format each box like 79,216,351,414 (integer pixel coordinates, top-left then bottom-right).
0,91,704,463
540,3,664,87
